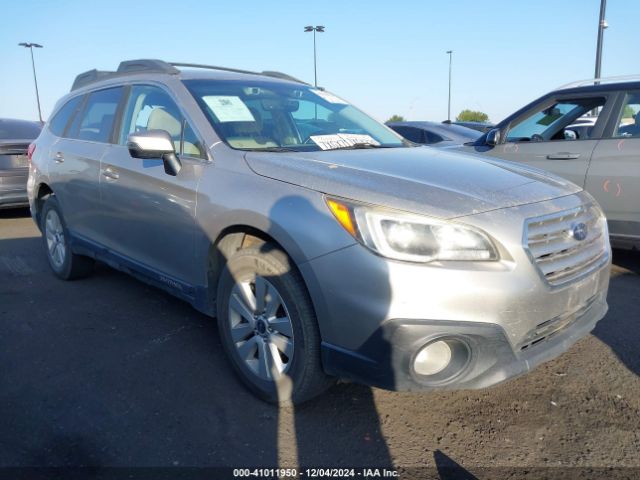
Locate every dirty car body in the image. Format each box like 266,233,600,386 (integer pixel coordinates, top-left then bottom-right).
28,60,611,402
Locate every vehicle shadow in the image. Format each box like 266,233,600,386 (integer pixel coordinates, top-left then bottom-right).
0,194,396,471
0,207,31,219
212,195,396,469
592,248,640,377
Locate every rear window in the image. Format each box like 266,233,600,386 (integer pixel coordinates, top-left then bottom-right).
68,87,123,143
49,96,83,137
0,119,42,140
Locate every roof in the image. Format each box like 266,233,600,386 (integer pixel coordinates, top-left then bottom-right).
70,59,309,91
555,75,640,94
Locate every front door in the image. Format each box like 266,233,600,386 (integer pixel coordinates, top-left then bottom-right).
99,84,208,286
483,95,614,188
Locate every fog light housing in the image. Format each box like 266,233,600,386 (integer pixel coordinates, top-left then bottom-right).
414,340,452,375
412,337,471,383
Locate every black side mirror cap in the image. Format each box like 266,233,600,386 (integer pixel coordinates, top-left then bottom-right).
485,128,501,147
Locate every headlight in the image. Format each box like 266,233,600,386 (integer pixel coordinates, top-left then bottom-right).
326,198,498,262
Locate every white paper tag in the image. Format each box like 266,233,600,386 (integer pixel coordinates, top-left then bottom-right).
310,133,380,150
202,96,255,122
310,89,349,104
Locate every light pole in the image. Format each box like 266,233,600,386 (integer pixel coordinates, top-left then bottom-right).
446,50,453,122
19,42,44,123
594,0,608,80
304,26,325,87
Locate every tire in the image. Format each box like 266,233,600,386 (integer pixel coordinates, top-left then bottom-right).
216,243,333,404
40,196,94,280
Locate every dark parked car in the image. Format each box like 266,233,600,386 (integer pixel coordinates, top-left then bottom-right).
0,118,42,208
449,120,495,133
387,121,481,147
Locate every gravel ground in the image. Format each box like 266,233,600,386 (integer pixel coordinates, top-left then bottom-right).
1,208,639,479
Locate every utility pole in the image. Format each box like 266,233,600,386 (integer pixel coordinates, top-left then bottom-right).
304,26,325,87
446,50,453,122
594,0,607,80
18,42,44,123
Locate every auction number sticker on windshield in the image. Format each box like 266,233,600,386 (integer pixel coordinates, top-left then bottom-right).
310,133,380,150
310,89,349,104
202,96,255,122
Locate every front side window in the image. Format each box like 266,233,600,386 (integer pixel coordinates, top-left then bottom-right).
119,85,205,159
184,79,406,151
613,92,640,138
69,87,123,143
506,97,605,142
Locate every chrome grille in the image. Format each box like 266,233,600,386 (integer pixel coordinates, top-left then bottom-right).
525,203,608,286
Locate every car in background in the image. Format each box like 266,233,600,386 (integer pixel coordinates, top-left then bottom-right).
387,120,481,147
0,118,42,209
457,77,640,250
449,120,495,132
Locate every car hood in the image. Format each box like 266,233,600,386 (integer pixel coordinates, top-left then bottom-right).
244,147,581,219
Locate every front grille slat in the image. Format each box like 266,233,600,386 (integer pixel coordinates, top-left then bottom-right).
525,203,608,287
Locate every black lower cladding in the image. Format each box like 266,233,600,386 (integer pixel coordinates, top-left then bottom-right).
320,300,606,391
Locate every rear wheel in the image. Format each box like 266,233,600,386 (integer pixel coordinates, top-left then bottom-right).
216,243,333,404
41,196,94,280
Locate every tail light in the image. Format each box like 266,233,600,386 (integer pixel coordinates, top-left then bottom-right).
27,143,36,165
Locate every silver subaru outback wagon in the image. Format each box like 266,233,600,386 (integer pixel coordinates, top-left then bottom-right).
28,60,611,404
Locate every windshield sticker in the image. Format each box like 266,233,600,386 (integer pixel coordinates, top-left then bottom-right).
310,89,349,104
310,133,380,150
202,96,255,123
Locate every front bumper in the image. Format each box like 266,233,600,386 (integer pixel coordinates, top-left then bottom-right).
320,292,607,391
300,192,611,391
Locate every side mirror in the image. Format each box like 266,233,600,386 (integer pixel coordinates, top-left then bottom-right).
485,128,501,147
564,129,578,141
127,130,182,176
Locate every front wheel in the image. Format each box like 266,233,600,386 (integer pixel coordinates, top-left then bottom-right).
216,243,333,404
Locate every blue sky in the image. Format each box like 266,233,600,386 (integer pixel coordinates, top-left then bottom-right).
0,0,637,124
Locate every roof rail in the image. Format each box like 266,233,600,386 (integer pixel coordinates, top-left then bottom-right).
117,59,179,75
71,59,309,91
71,70,115,91
71,59,179,91
556,75,640,90
170,62,309,85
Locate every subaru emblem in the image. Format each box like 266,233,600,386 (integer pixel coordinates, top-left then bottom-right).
571,222,588,241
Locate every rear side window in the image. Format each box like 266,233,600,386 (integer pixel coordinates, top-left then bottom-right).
49,96,83,137
68,87,123,143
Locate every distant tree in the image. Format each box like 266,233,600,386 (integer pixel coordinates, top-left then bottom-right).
456,109,489,123
386,114,405,123
623,105,636,118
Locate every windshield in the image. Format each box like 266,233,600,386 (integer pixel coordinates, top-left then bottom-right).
184,79,406,152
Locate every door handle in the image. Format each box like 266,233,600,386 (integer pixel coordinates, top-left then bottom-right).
546,153,581,160
102,167,119,180
54,152,64,163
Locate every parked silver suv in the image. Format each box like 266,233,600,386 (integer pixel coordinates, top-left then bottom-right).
28,60,611,404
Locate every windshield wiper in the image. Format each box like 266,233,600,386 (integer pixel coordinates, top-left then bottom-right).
330,143,395,150
242,146,300,152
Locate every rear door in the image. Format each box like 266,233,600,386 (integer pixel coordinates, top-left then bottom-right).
48,87,123,242
99,84,208,286
482,94,615,188
585,90,640,245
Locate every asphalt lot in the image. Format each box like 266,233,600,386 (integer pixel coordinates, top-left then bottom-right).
1,208,639,478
